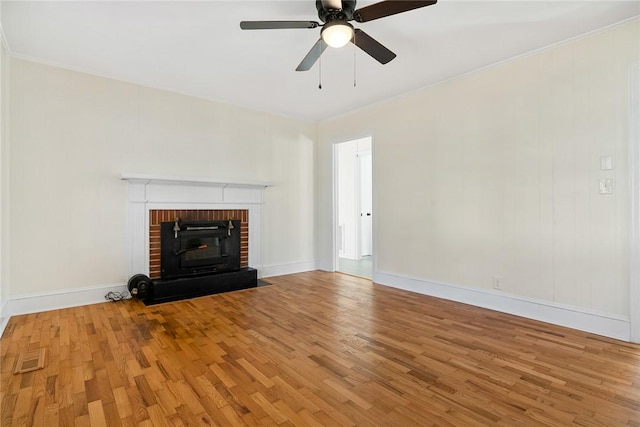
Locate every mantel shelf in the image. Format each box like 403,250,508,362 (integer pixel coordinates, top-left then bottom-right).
121,173,275,188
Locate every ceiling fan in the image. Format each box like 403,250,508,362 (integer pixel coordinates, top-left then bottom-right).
240,0,437,71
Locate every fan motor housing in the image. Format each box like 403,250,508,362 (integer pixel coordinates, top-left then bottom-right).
316,0,356,22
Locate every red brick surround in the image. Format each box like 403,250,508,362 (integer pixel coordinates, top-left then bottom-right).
149,209,249,279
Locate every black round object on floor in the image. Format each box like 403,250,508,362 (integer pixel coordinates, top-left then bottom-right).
127,274,153,300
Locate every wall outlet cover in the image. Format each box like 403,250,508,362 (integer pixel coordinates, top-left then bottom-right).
599,178,614,194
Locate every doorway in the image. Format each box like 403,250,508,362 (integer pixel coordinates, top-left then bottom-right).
335,137,373,279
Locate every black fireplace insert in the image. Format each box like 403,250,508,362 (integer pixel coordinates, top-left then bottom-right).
160,219,241,279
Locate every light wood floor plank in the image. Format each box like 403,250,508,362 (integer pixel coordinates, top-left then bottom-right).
2,271,640,426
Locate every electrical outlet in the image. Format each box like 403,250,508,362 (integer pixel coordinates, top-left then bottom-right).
492,276,503,290
599,178,614,194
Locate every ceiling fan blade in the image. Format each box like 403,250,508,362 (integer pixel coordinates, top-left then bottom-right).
352,29,396,64
240,21,320,30
354,0,437,23
296,39,329,71
321,0,343,10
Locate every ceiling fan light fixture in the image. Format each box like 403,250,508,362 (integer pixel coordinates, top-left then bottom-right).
321,21,354,48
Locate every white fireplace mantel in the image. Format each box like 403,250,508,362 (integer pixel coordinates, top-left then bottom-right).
121,173,275,188
122,173,273,278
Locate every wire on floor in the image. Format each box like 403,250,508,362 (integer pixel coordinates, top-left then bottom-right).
104,291,132,302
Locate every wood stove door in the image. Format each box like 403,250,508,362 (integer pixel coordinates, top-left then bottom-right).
180,232,227,268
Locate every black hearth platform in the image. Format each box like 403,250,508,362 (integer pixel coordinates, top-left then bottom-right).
143,267,258,305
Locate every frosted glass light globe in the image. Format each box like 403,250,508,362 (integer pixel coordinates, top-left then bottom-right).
321,21,354,48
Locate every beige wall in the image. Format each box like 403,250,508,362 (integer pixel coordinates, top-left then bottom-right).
317,20,640,317
7,58,316,296
0,36,6,321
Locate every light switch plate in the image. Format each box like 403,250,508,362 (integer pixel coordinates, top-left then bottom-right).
600,156,613,170
599,178,614,194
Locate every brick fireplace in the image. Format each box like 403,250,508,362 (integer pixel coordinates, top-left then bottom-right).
149,209,249,279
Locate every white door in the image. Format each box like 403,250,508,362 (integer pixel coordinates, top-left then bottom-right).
359,151,372,257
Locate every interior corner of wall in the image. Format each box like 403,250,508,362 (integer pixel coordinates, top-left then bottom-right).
0,299,10,339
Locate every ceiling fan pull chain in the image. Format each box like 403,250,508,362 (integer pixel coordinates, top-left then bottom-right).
318,43,323,89
353,32,357,87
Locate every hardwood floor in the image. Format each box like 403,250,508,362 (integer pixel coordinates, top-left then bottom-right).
1,271,640,426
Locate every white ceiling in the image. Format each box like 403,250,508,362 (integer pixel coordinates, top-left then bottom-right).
2,1,639,121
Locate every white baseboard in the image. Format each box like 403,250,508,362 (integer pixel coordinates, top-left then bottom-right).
2,282,129,333
0,262,318,337
3,269,628,343
374,271,631,342
259,261,316,278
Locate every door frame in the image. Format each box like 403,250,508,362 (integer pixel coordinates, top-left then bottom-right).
358,149,372,258
630,62,639,343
